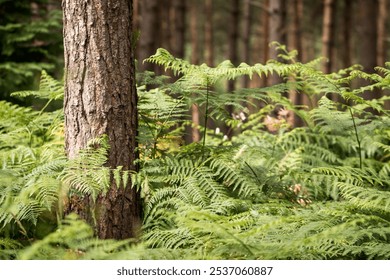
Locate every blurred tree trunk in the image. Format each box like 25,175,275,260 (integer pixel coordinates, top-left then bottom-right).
241,0,252,89
250,0,270,89
262,0,270,86
377,0,387,66
227,0,240,90
356,0,380,100
190,1,200,142
62,0,141,239
204,0,214,66
268,0,286,86
377,0,389,110
341,0,352,68
288,0,306,127
138,0,159,72
170,0,186,59
321,0,336,74
225,0,240,138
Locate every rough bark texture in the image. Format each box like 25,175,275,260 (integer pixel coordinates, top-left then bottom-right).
62,0,141,239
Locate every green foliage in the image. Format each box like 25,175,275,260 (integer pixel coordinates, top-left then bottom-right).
0,0,63,100
1,46,390,260
137,47,390,260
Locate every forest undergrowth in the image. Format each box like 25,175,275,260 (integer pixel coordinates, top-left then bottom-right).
0,46,389,259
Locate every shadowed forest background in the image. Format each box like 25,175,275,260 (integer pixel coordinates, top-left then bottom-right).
2,0,389,103
0,0,390,260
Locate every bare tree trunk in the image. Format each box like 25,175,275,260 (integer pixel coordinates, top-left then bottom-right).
170,0,186,59
138,0,159,72
228,0,240,83
262,0,270,86
62,0,141,239
224,0,240,138
190,1,200,143
247,1,265,113
321,0,336,74
241,0,252,89
268,0,286,85
377,0,386,66
204,0,214,66
341,0,352,68
288,0,306,127
356,0,380,100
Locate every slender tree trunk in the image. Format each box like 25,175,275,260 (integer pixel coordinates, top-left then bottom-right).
241,0,252,89
204,0,214,67
268,0,286,85
250,0,270,89
248,1,266,112
377,0,386,66
225,0,240,138
228,0,240,83
62,0,141,239
170,0,186,59
138,0,159,72
262,0,270,86
341,0,352,68
321,0,336,74
288,0,306,127
190,1,200,143
357,0,380,100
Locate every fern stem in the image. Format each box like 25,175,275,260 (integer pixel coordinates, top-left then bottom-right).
202,79,210,149
348,107,362,169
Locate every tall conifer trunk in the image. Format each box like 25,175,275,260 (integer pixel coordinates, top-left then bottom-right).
62,0,141,239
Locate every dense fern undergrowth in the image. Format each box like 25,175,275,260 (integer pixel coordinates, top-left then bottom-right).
1,45,389,260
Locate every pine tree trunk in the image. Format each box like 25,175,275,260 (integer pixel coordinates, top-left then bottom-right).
288,0,306,127
225,0,240,138
321,0,336,74
241,0,252,89
190,1,200,143
138,0,159,72
357,0,380,100
204,0,214,66
262,0,270,86
268,0,286,85
341,0,352,68
170,0,186,59
62,0,141,239
377,0,386,66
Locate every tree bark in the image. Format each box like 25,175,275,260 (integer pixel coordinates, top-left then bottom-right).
225,0,240,138
268,0,286,85
190,1,200,143
204,0,214,67
321,0,336,74
341,0,352,68
138,0,159,72
241,0,252,89
288,0,306,127
356,0,380,100
62,0,141,239
170,0,186,59
377,0,386,66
